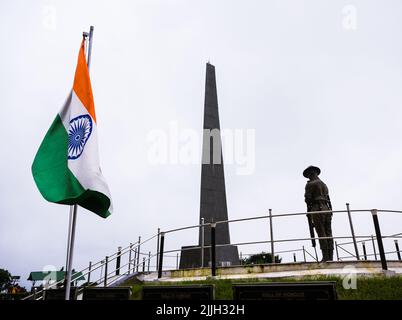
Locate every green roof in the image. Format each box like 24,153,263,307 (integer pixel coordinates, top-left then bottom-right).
27,270,85,282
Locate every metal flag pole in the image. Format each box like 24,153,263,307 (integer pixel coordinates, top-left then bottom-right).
64,204,78,300
64,26,94,300
64,205,74,279
87,26,94,71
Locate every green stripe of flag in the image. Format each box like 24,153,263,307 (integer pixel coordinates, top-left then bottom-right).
32,115,111,218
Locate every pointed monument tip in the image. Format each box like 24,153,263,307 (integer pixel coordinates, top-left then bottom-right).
206,61,215,68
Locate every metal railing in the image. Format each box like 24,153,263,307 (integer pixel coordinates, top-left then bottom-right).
23,234,158,300
24,205,402,300
156,207,402,278
335,231,402,261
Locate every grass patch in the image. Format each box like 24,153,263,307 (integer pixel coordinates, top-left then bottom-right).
124,275,402,300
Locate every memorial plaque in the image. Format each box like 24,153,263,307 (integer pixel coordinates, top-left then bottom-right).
82,287,131,300
142,285,214,300
43,287,78,300
233,282,337,300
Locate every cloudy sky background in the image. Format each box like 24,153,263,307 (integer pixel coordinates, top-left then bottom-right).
1,0,402,289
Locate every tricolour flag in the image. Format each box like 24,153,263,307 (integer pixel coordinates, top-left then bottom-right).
32,40,112,218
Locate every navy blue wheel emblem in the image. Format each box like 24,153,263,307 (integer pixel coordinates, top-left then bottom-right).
68,114,93,160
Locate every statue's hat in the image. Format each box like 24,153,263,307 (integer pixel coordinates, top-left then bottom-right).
303,165,321,178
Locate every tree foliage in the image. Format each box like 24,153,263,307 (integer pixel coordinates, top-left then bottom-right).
242,252,282,265
0,269,12,292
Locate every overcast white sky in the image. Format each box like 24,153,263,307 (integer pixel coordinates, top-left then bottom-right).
1,0,402,289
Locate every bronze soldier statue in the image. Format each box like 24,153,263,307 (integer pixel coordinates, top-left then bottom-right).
303,166,334,262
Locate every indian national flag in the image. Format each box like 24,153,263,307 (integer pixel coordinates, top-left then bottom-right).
32,40,112,218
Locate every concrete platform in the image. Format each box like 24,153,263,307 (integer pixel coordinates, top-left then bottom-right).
136,260,402,283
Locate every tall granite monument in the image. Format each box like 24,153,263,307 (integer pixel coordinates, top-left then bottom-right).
179,63,239,269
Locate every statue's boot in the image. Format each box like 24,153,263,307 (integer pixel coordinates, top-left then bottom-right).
328,249,334,261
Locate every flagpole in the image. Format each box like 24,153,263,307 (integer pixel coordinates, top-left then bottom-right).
64,26,94,300
65,205,74,273
87,26,94,71
64,204,78,300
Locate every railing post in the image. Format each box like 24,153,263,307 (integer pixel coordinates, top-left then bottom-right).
346,203,360,260
158,232,165,279
104,256,108,287
33,287,37,300
371,235,378,260
211,223,216,276
87,261,92,285
142,257,146,272
116,246,122,275
201,217,205,268
136,236,141,272
133,248,137,273
293,253,296,262
128,243,132,274
371,209,387,270
148,251,151,272
176,253,179,269
394,240,401,261
335,241,340,261
269,209,275,264
156,228,160,272
302,246,306,262
240,252,243,265
362,242,367,260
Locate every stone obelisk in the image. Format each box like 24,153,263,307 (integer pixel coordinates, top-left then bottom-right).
179,63,239,269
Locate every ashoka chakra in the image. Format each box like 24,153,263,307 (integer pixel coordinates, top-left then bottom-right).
67,114,93,160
